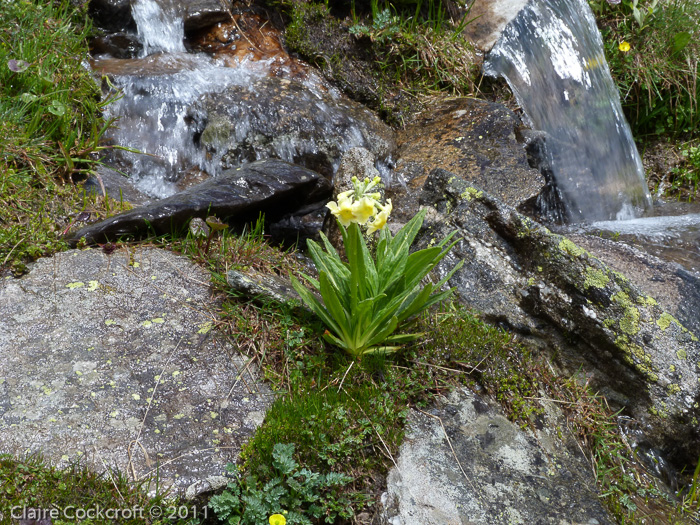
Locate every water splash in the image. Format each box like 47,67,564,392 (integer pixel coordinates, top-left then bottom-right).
131,0,185,56
484,0,652,222
102,57,272,198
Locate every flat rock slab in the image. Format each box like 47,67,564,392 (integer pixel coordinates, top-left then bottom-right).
0,247,272,495
377,388,612,524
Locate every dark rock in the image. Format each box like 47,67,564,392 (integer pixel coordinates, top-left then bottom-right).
418,168,700,466
89,0,231,35
389,97,544,223
194,76,395,179
182,0,230,32
66,159,332,245
90,32,142,59
376,388,613,524
82,166,151,207
88,0,134,32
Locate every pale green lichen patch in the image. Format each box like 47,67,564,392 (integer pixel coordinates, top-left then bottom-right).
151,317,165,324
87,280,99,291
583,267,609,290
615,337,658,382
667,384,681,395
636,295,657,307
676,349,687,360
460,187,483,201
141,320,152,328
619,307,640,336
656,312,680,331
557,238,586,258
66,281,84,289
197,321,213,334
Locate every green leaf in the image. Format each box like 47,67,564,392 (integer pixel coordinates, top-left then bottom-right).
47,100,66,116
672,32,691,55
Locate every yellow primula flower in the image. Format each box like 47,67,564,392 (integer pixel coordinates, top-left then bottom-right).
367,199,392,234
326,194,356,227
352,196,377,225
618,41,631,52
269,514,286,525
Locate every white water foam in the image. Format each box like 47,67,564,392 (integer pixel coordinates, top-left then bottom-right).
131,0,185,56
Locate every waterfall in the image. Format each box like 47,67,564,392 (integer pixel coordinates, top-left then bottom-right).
131,0,186,56
484,0,653,222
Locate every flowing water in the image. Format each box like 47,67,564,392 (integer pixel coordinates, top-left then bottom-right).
484,0,653,222
94,0,385,199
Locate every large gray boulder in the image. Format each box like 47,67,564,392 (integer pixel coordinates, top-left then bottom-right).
418,169,700,466
0,247,273,495
376,388,612,524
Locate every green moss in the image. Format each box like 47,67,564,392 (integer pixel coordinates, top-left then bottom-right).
583,267,610,290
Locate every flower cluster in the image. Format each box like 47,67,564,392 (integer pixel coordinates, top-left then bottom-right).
326,176,392,234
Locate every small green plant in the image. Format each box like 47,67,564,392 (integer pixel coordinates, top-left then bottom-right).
669,141,700,200
593,0,700,138
292,177,463,357
209,443,354,525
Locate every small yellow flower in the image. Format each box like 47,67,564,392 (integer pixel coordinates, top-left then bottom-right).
618,41,631,52
367,199,392,234
326,194,356,227
352,196,377,225
269,514,286,525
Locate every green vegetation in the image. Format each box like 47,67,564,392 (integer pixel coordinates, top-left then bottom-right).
282,0,479,124
293,208,462,357
592,0,700,139
0,454,201,524
0,0,126,275
209,443,354,524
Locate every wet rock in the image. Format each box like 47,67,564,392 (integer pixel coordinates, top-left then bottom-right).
181,0,230,33
568,233,700,337
0,247,273,495
375,388,613,524
460,0,530,51
389,97,544,223
82,166,152,207
66,159,332,246
194,76,395,179
418,168,700,466
89,0,134,33
90,32,142,59
88,0,229,35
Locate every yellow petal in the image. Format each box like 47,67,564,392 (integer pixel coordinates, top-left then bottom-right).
352,197,376,224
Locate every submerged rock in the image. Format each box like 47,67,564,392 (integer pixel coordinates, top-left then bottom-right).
66,159,332,246
194,76,395,179
418,169,700,466
376,388,612,524
0,247,273,495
